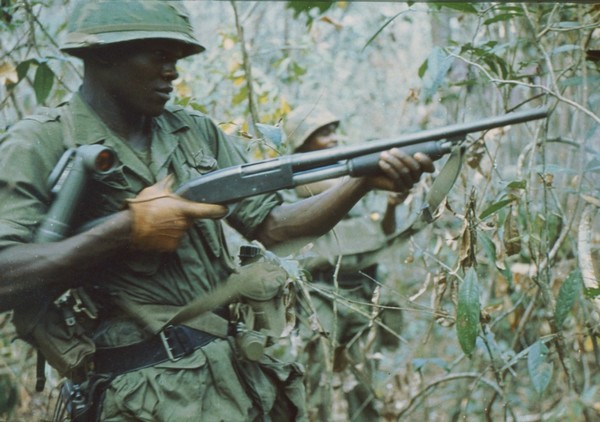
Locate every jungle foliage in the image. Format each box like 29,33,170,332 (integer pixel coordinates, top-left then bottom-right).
0,1,599,421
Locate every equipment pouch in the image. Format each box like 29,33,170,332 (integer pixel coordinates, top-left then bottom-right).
235,260,289,338
227,251,297,361
13,289,97,379
28,303,96,378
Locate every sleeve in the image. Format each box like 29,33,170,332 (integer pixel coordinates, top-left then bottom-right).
0,118,63,250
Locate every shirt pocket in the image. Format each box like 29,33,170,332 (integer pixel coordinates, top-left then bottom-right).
175,148,218,184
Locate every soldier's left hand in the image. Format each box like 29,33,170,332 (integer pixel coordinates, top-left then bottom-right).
367,148,434,193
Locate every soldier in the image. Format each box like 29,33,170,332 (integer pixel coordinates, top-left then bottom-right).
0,1,433,421
283,104,410,421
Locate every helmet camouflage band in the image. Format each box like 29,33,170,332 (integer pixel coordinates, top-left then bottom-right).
60,0,204,58
283,104,340,152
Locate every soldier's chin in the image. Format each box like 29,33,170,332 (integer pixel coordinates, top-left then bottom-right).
145,103,168,117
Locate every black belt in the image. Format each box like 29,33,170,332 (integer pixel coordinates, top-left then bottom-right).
93,325,217,376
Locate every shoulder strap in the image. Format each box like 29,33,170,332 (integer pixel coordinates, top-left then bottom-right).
33,104,78,392
112,287,234,338
60,105,77,149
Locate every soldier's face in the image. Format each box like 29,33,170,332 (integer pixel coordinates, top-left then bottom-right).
100,39,185,117
301,124,339,152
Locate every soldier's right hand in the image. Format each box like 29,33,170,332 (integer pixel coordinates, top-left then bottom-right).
127,175,228,252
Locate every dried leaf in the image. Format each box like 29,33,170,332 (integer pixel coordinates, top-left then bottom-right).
581,194,600,208
0,62,18,85
503,206,521,256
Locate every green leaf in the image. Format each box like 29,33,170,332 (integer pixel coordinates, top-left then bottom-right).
420,46,455,102
477,232,497,267
418,58,428,79
506,180,527,190
286,1,336,25
483,13,519,26
479,198,514,220
584,287,600,299
13,58,36,85
456,268,480,357
232,85,248,106
460,43,511,79
527,340,553,395
33,62,54,105
555,270,582,329
363,10,406,52
430,3,479,13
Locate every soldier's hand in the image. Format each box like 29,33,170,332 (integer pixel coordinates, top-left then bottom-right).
368,149,434,193
127,175,228,252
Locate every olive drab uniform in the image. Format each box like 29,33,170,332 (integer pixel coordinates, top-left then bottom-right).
0,92,306,421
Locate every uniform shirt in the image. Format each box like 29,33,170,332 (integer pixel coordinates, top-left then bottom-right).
0,92,281,345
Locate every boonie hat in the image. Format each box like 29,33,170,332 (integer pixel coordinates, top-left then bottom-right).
283,104,340,152
60,0,204,58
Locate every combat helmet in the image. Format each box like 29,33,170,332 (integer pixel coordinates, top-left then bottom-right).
283,104,339,152
60,0,204,58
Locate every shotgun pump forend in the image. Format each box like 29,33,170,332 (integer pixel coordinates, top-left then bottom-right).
176,107,549,204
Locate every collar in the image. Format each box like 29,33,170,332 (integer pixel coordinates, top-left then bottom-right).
63,92,191,184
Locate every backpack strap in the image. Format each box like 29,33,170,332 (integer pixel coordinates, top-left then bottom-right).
34,104,79,391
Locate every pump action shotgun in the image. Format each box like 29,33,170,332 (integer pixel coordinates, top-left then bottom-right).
175,107,548,204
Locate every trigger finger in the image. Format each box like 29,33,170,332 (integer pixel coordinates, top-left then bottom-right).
186,202,228,219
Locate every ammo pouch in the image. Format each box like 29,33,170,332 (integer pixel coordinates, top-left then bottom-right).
228,257,294,362
12,288,97,380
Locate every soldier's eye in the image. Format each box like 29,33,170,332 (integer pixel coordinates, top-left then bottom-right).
154,50,169,61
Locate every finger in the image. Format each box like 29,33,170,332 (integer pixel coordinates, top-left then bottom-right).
414,152,435,173
180,200,228,219
380,150,416,188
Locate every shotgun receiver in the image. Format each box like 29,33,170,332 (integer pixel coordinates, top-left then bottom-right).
176,107,548,204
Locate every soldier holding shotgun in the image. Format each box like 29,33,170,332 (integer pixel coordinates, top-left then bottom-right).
0,1,432,420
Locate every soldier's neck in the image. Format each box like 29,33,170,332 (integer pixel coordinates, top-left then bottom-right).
80,85,152,151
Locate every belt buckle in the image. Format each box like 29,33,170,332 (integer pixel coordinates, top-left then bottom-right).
160,326,183,362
